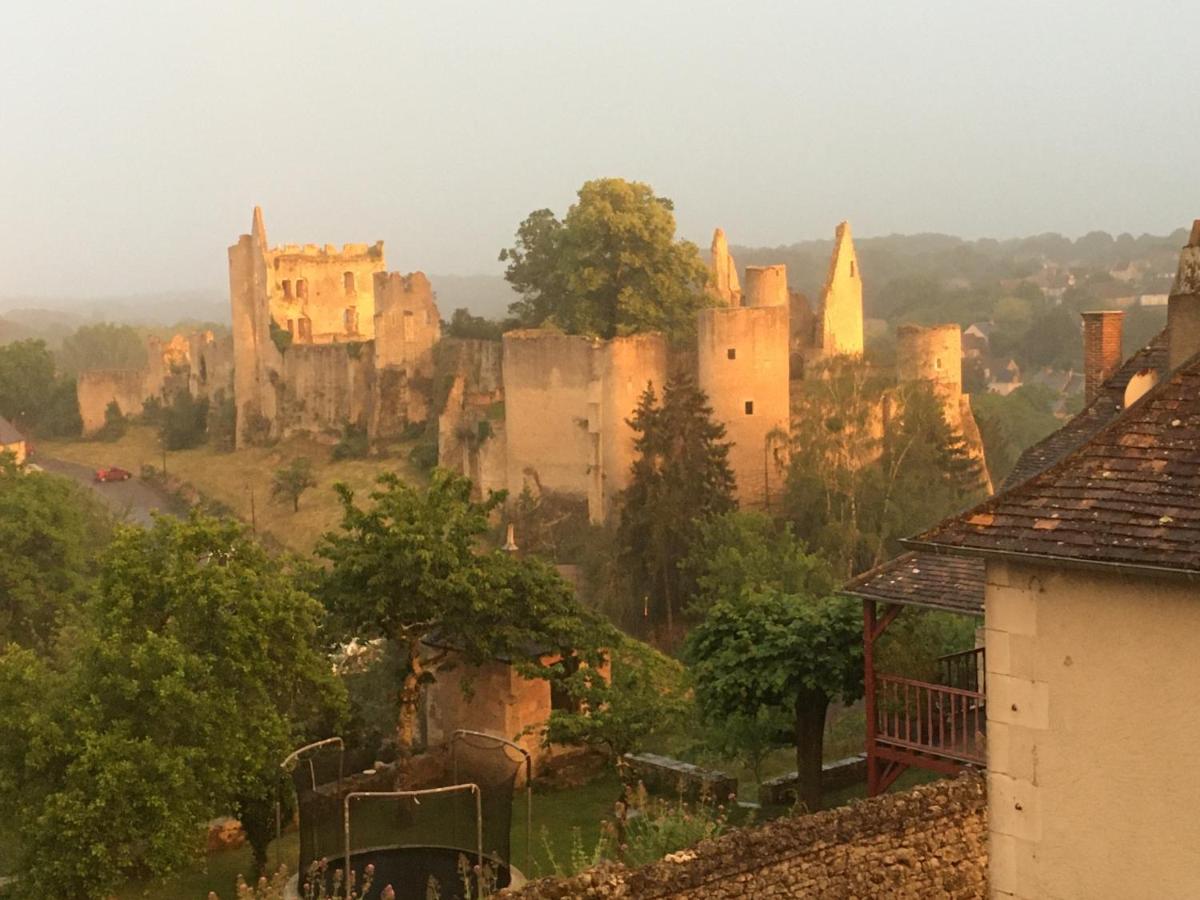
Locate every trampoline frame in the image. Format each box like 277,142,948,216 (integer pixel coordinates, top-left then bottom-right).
450,729,533,877
342,784,483,900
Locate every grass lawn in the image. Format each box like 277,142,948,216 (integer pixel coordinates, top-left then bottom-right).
40,425,423,553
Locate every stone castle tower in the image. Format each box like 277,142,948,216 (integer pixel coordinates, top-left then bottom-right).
895,322,992,492
699,235,790,509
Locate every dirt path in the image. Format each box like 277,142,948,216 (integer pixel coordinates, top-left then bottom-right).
36,456,177,527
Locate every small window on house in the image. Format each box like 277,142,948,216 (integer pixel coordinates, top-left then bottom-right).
296,279,308,300
344,272,355,294
744,400,754,415
727,348,737,360
282,280,293,299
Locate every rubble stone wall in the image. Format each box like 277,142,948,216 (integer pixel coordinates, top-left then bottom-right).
501,774,987,899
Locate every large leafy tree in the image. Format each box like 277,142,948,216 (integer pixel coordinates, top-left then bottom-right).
501,178,713,342
0,339,81,437
685,592,863,812
318,469,609,757
0,514,342,896
617,372,735,638
0,465,112,650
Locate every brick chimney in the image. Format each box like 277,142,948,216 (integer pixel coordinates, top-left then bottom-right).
1081,310,1124,403
1168,220,1200,371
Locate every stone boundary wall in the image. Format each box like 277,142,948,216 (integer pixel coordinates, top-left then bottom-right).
622,753,737,804
501,774,987,899
757,754,868,806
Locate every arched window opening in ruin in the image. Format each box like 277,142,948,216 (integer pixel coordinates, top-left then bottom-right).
344,271,355,294
744,400,754,415
298,317,312,342
1124,369,1158,408
199,356,208,385
287,319,295,336
344,307,358,333
727,348,737,360
297,279,308,300
282,280,293,299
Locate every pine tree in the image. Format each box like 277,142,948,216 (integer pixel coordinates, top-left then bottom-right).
617,370,735,641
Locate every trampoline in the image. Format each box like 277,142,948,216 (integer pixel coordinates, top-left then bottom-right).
281,731,532,899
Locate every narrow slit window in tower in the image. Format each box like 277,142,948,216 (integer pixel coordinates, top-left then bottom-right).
344,272,355,294
727,348,737,360
744,400,754,415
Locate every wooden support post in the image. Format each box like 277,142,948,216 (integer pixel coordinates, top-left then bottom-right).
864,599,878,796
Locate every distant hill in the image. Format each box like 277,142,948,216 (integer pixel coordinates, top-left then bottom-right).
430,274,515,320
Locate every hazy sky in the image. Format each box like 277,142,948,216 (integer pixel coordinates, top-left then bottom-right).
2,1,1197,299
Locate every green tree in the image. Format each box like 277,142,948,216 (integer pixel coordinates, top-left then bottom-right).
680,510,832,617
0,465,112,649
445,307,505,341
685,592,863,812
318,469,608,756
544,636,689,761
971,383,1062,484
207,388,237,452
56,322,147,375
0,339,81,437
95,399,128,442
501,178,713,342
160,388,210,450
617,372,735,639
271,457,317,512
0,514,342,896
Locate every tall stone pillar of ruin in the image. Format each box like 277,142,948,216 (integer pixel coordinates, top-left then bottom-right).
818,221,864,358
1167,220,1200,371
710,228,742,306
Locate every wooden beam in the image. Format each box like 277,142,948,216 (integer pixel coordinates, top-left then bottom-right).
871,603,903,644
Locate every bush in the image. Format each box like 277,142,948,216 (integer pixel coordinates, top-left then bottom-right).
269,319,292,355
93,400,128,442
160,390,209,450
332,422,370,461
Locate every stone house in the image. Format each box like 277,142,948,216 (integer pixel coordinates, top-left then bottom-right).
846,221,1200,898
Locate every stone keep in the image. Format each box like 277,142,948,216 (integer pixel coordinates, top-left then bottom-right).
698,253,790,509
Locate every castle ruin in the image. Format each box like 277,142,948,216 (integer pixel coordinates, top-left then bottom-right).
228,208,439,446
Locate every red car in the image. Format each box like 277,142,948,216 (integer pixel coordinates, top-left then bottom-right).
95,466,132,483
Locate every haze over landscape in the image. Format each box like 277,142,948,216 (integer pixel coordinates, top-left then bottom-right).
2,1,1198,310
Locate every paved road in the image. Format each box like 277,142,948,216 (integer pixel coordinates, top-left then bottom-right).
36,456,175,527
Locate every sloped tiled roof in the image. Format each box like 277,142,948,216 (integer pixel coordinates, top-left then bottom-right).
908,352,1200,574
1001,328,1170,490
842,551,984,614
0,416,24,445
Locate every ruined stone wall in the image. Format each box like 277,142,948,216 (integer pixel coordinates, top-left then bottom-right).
230,211,282,446
187,330,235,397
372,271,441,429
267,242,386,342
502,331,666,522
438,339,507,497
274,342,376,438
501,774,987,899
709,228,741,306
744,265,788,308
77,369,153,433
818,221,864,358
592,334,668,521
697,305,789,509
